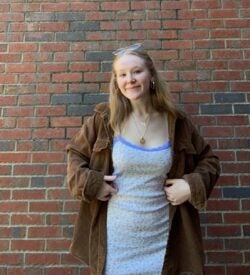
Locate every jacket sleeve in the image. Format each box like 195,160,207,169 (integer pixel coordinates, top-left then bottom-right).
182,119,220,210
66,114,104,202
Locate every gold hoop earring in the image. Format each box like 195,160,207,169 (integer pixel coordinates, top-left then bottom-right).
150,80,156,91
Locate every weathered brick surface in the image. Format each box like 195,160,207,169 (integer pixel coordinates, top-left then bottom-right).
0,0,249,274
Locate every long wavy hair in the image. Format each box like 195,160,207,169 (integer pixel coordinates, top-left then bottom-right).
109,49,177,132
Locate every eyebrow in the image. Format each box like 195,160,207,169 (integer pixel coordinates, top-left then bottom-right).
116,66,144,73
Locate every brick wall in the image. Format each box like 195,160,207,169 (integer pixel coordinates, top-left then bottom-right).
0,0,249,274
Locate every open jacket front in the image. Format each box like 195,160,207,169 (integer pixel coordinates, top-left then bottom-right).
66,102,220,275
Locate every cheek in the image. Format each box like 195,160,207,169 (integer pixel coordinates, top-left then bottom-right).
116,78,124,90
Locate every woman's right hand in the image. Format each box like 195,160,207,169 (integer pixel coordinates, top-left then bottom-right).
96,175,117,201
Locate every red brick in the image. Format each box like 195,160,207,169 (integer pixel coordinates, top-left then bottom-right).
39,63,67,73
179,10,207,19
26,253,60,265
101,2,130,10
0,129,31,140
70,62,100,72
235,127,250,137
36,106,65,116
0,95,17,105
12,190,45,200
201,126,233,137
209,9,238,18
0,53,21,62
217,115,248,125
214,70,242,80
203,238,224,250
0,202,28,212
11,240,45,251
207,225,241,237
17,117,49,128
215,150,235,161
163,20,191,29
7,63,36,73
240,175,250,186
0,74,17,84
71,3,99,11
46,239,71,251
131,20,161,30
101,21,130,31
4,106,34,117
227,266,250,275
52,73,82,83
206,199,239,211
0,165,11,175
237,151,250,161
197,81,228,92
45,267,87,275
222,163,250,174
32,152,65,163
0,153,30,163
13,165,46,175
0,253,23,265
16,140,48,151
207,251,243,264
212,50,242,59
231,81,250,91
51,140,69,151
50,117,82,127
28,227,61,238
41,3,69,12
29,202,62,213
19,94,50,105
224,213,250,224
204,266,225,275
180,49,209,60
48,164,67,175
19,73,50,84
161,1,189,9
194,19,223,28
211,29,241,39
33,129,65,139
147,30,177,40
84,72,110,82
11,214,44,225
47,189,70,200
40,43,69,52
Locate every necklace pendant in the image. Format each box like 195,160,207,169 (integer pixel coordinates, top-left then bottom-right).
140,137,146,145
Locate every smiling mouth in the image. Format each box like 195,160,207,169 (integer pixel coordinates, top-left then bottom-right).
126,86,140,90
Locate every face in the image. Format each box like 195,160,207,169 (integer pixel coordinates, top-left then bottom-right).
114,54,153,102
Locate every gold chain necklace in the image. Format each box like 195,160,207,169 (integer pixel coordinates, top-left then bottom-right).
132,113,151,145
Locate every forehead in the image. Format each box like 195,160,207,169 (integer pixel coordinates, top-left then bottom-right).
114,54,145,71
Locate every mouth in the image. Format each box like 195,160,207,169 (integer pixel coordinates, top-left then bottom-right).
126,86,140,90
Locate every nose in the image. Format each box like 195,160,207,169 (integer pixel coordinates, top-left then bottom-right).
127,74,135,83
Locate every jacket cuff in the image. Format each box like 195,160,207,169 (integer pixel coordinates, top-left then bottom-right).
183,173,207,210
83,170,104,202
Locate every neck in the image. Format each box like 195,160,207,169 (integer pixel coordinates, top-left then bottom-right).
130,100,153,118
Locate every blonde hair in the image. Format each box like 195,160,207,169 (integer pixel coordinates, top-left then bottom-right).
109,49,177,132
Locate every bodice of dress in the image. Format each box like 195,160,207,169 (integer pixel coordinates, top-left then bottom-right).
104,137,173,275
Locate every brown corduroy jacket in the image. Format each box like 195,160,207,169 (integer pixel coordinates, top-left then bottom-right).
66,102,220,275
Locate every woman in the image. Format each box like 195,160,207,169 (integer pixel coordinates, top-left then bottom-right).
66,44,220,275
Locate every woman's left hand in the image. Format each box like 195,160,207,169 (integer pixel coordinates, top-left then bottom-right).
164,178,191,205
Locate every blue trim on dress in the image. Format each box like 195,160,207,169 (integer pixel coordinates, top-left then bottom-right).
113,136,171,152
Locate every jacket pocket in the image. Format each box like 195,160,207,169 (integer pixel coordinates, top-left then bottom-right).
178,143,198,173
92,139,110,152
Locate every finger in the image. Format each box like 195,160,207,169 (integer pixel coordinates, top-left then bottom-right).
165,179,174,187
108,185,118,195
104,175,117,182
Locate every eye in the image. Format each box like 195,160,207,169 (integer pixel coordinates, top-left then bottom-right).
134,70,142,74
